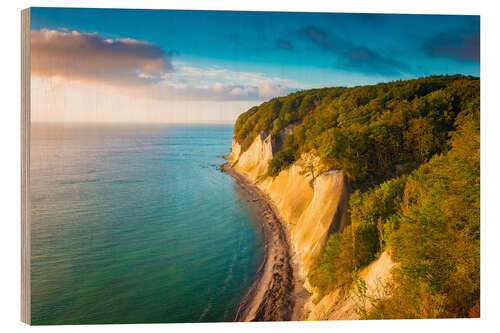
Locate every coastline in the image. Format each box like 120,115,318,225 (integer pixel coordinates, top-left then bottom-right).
221,160,306,321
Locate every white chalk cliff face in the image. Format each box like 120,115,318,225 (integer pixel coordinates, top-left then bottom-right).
230,139,241,161
231,133,274,180
231,134,349,277
259,166,350,278
230,130,394,320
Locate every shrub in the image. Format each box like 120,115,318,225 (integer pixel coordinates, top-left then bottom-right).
308,226,354,293
267,149,296,177
353,223,380,268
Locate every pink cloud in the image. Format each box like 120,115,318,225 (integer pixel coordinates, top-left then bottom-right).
31,29,173,86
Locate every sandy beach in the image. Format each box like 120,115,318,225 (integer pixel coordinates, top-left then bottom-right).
221,160,307,321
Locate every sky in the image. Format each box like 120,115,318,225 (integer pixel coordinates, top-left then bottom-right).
30,7,480,123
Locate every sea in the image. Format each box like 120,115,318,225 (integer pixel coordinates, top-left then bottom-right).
30,123,263,325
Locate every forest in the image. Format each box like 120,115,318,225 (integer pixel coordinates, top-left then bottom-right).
233,75,480,318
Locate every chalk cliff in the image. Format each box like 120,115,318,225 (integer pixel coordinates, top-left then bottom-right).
231,135,349,276
230,131,393,320
231,133,274,180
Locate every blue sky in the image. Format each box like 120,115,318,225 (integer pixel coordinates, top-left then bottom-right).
30,7,480,123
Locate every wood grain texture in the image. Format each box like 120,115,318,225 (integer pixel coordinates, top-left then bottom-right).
21,7,31,325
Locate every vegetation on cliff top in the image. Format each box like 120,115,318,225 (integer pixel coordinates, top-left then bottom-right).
234,75,480,319
234,75,479,184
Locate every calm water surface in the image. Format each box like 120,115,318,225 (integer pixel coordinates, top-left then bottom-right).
30,123,262,324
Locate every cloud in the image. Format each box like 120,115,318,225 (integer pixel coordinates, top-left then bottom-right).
141,77,296,102
422,29,479,62
31,29,300,102
137,62,302,101
276,38,294,51
31,29,174,86
301,26,411,75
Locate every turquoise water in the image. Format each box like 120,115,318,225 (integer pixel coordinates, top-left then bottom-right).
30,123,262,325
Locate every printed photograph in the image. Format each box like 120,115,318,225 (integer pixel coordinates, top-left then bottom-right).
28,7,479,324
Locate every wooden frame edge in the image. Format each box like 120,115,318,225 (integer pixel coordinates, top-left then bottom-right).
21,7,31,325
